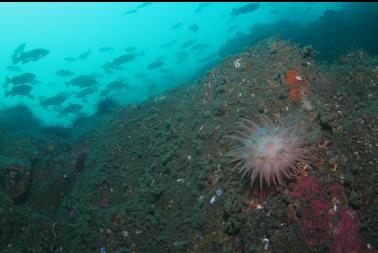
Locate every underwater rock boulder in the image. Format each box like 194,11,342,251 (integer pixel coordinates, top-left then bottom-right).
0,156,31,203
0,105,40,132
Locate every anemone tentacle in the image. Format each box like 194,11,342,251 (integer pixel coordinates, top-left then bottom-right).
226,116,309,188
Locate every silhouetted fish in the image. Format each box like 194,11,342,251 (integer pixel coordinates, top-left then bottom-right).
194,3,211,13
78,50,91,60
13,48,49,64
5,73,37,86
161,40,177,48
67,75,98,88
189,24,199,32
107,80,130,91
13,43,26,56
103,52,143,71
180,39,197,49
123,9,138,15
98,46,114,52
147,60,164,70
39,93,69,107
76,87,98,98
56,69,75,77
11,43,26,63
64,57,77,62
137,2,154,8
5,84,34,99
6,65,22,72
125,46,137,52
191,43,210,51
229,3,260,22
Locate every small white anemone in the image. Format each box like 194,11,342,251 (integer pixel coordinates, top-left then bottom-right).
226,116,308,188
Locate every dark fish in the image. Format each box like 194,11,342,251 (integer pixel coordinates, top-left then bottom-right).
160,40,177,48
147,60,164,70
103,65,125,74
11,43,26,63
13,43,26,56
103,52,142,71
123,9,138,15
180,39,197,49
62,104,83,114
67,75,98,88
13,48,49,64
229,3,260,22
189,24,199,32
171,22,182,30
98,46,114,52
194,3,211,13
78,50,91,60
64,57,77,62
76,87,98,98
39,93,69,107
5,73,37,86
6,65,22,72
5,84,33,99
134,73,148,79
137,2,154,8
107,80,130,91
56,69,75,77
191,43,209,51
109,53,136,65
125,46,136,52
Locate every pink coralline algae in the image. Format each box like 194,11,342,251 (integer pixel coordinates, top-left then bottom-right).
289,177,331,247
332,210,364,253
289,177,378,252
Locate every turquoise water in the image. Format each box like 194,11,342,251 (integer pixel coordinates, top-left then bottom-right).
0,2,343,125
1,3,378,252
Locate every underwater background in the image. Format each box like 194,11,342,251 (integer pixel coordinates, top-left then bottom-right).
1,2,345,125
0,2,378,253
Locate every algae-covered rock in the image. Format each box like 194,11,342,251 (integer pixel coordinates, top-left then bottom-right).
0,156,31,203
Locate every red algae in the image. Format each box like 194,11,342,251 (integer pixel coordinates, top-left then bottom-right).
289,177,331,246
332,210,364,253
289,177,378,252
